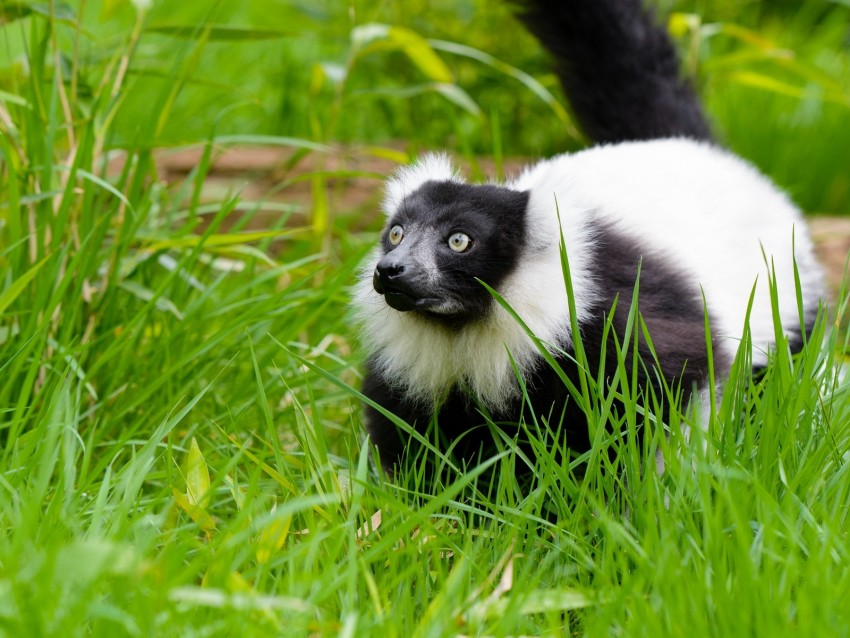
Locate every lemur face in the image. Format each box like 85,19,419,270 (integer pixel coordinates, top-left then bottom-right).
372,181,530,324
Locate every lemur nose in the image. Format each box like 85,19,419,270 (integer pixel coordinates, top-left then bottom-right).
373,258,408,295
375,261,405,280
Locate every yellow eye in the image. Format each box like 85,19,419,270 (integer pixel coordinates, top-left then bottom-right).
448,232,471,253
388,225,404,246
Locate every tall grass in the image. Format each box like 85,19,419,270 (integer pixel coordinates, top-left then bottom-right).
1,1,849,636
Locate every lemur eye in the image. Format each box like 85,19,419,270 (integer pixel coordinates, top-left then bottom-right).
388,225,404,246
448,232,471,253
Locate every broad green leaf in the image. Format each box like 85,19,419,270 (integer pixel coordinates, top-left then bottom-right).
173,488,216,532
256,512,292,564
388,26,453,83
227,570,254,593
185,437,211,508
352,23,453,83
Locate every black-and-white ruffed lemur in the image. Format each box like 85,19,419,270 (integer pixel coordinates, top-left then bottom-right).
352,0,826,475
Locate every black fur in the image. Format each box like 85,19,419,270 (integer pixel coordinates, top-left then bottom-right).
514,0,713,143
583,219,727,390
364,219,723,475
375,180,530,325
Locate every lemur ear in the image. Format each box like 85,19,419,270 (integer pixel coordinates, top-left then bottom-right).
508,189,531,216
383,153,462,218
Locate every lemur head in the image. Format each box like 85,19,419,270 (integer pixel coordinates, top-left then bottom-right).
372,155,530,325
354,153,579,408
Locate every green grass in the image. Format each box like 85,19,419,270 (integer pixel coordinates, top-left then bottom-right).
1,1,850,636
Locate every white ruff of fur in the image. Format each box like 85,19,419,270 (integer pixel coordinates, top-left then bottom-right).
353,245,583,412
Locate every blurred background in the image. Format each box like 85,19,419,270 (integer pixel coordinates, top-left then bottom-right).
3,0,848,213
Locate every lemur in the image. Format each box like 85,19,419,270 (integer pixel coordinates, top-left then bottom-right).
352,0,825,475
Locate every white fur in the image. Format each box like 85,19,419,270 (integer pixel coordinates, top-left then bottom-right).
510,139,825,368
354,140,825,411
383,153,459,217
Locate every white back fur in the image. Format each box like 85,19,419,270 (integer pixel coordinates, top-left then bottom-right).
353,141,824,410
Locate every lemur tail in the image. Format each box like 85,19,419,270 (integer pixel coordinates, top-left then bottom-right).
514,0,713,144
